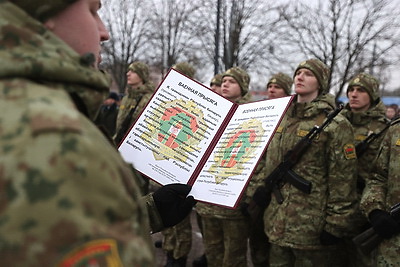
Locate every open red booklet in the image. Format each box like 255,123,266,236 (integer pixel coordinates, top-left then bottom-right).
119,69,293,208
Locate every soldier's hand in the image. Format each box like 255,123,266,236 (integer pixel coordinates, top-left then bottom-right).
252,186,271,209
369,209,400,239
153,183,196,228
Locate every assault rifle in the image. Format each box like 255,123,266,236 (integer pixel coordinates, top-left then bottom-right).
355,122,391,158
353,202,400,255
264,105,344,204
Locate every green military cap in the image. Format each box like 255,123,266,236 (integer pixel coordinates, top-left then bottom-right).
294,59,330,94
347,73,380,103
267,72,293,96
210,73,223,87
128,61,150,84
11,0,78,22
172,62,196,79
222,67,250,96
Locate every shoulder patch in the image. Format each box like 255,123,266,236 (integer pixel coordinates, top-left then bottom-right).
355,134,367,141
297,129,309,137
343,144,357,159
396,139,400,146
57,239,123,267
276,126,283,133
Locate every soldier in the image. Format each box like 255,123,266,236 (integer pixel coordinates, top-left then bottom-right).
253,59,358,266
114,61,155,144
266,72,293,99
360,117,400,266
161,61,197,267
341,73,390,266
196,67,253,267
0,1,195,266
249,72,293,267
210,73,223,94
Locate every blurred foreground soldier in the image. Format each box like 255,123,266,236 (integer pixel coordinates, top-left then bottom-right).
196,67,253,267
253,59,357,266
249,72,293,267
94,91,120,136
341,73,390,266
0,1,195,266
114,61,155,144
161,62,196,267
360,117,400,266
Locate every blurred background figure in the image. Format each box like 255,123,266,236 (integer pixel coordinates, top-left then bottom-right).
95,91,120,136
385,104,399,120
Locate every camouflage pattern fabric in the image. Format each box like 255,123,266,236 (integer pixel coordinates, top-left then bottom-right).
263,93,358,250
294,59,330,94
347,73,380,104
341,100,389,266
360,118,400,266
161,215,192,260
115,82,155,138
200,216,249,267
0,2,156,266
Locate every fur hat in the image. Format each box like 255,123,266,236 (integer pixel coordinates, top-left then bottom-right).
222,67,250,96
172,62,196,79
294,59,330,94
12,0,78,22
267,72,293,96
347,73,380,103
128,61,150,84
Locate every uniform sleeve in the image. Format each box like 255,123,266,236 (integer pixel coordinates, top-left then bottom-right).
360,130,391,216
324,118,358,237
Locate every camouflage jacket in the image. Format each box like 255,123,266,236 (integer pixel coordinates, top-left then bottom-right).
115,83,155,139
341,101,389,190
263,94,358,249
360,118,400,265
196,92,253,219
0,2,159,266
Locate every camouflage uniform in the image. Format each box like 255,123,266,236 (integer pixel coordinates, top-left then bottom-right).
341,73,390,266
262,60,358,266
197,67,253,267
360,118,400,266
161,62,197,266
0,2,162,266
248,72,293,267
115,62,155,141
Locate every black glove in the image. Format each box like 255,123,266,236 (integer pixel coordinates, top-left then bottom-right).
369,209,400,239
153,183,197,228
320,230,342,246
252,186,271,209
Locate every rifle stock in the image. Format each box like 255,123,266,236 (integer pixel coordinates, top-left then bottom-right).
353,202,400,254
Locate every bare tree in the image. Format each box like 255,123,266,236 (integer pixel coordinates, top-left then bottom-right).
145,0,205,78
100,0,151,92
276,0,400,98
